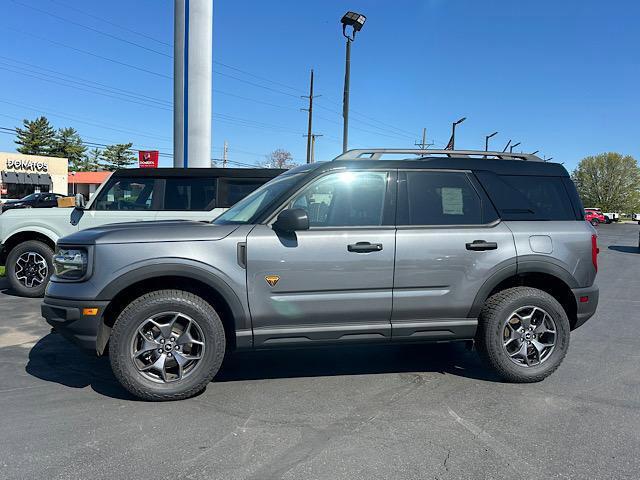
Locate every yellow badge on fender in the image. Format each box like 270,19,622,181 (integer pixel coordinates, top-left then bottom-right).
265,275,280,287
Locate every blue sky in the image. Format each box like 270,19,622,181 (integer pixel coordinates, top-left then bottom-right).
0,0,638,170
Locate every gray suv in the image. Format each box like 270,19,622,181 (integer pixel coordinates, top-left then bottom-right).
42,149,599,401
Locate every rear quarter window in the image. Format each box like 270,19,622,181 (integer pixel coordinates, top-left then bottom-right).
475,172,578,221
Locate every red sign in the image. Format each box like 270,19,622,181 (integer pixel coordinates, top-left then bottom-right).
138,150,159,168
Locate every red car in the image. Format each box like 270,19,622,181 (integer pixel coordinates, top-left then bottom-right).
585,208,606,226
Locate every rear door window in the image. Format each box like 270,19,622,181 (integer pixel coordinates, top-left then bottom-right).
217,178,270,208
163,177,217,211
398,171,488,225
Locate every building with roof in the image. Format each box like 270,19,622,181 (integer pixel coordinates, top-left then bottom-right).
68,171,112,199
0,152,68,200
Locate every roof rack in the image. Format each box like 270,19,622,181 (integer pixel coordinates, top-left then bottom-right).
333,148,544,162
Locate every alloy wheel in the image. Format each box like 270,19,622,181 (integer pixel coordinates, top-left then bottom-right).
130,311,206,383
15,251,48,288
502,306,557,367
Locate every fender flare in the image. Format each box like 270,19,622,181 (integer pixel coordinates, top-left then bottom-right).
97,262,250,331
468,259,577,318
3,226,59,246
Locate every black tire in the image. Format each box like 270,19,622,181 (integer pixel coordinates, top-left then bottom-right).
475,287,570,383
604,216,611,224
109,289,226,401
6,240,54,297
590,218,600,227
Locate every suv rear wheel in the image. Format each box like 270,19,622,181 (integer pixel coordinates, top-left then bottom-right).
109,290,226,401
6,240,54,297
590,218,600,227
476,287,570,382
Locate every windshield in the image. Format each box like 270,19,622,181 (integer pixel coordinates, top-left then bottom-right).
214,172,305,225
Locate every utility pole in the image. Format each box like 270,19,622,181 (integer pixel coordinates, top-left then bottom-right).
310,134,323,163
414,128,432,149
502,139,512,152
509,142,521,153
302,69,320,163
223,140,228,168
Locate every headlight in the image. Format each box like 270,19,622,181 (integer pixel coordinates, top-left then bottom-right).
53,248,88,280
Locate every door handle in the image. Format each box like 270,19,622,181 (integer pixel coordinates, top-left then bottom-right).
466,240,498,251
347,242,383,253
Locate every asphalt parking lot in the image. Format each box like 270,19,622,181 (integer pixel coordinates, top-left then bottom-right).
0,223,638,480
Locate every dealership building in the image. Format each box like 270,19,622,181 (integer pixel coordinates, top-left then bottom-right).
0,152,68,199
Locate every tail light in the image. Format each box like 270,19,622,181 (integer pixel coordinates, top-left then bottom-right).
591,234,599,272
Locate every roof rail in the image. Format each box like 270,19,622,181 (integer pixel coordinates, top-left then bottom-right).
333,148,544,162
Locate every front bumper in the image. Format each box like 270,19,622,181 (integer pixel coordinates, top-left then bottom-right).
41,296,109,351
571,284,599,330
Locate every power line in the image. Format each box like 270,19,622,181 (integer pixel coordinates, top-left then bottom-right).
47,0,172,48
8,3,419,142
0,99,172,142
10,0,171,58
0,56,172,106
6,27,172,80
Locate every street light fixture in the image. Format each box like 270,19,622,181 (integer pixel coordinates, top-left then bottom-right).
502,139,512,152
485,131,498,151
509,142,521,153
341,11,366,153
450,117,466,150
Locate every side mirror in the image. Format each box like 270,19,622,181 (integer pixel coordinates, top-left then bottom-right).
74,193,86,209
273,208,309,234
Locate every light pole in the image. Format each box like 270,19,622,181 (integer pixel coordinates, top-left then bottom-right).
509,142,521,153
450,117,466,150
340,11,366,153
485,131,498,151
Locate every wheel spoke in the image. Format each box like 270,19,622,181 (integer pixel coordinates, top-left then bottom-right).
132,331,160,359
509,341,528,360
502,305,557,368
131,311,206,384
140,353,167,381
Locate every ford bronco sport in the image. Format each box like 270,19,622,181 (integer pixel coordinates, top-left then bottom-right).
41,149,599,401
0,167,283,297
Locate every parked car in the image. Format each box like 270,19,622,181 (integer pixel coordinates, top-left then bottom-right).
0,167,284,297
1,192,66,213
633,213,640,225
42,149,599,401
584,208,606,226
585,207,618,224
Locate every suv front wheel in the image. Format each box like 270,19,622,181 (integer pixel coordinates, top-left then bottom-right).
476,287,570,382
6,240,54,297
109,289,226,401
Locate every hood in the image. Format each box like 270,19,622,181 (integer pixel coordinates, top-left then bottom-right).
59,220,240,245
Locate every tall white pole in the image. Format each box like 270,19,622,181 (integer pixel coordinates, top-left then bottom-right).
174,0,213,168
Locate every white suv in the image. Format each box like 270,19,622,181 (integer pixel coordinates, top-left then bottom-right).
0,167,283,297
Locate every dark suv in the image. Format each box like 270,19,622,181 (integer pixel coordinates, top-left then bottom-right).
42,149,599,401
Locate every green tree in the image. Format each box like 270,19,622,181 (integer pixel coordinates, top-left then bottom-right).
51,127,86,170
14,116,56,155
100,143,136,169
572,152,640,212
77,147,102,172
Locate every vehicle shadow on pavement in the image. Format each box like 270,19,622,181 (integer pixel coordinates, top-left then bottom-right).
608,245,639,254
216,342,500,383
25,332,137,401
